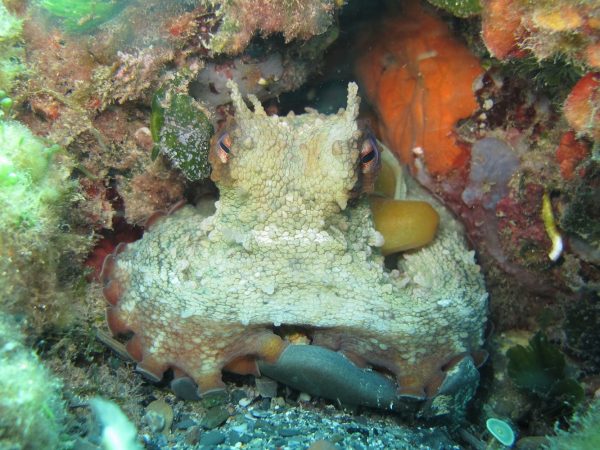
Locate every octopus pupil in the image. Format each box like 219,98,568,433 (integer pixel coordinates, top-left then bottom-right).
361,148,375,164
219,140,230,153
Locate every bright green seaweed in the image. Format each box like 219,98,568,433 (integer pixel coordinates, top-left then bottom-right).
38,0,128,32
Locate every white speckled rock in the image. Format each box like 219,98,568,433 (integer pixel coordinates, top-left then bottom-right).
103,81,487,400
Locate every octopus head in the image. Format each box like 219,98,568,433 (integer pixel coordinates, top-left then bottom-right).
209,81,379,224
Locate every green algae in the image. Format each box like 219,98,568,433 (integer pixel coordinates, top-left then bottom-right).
0,1,26,93
38,0,128,32
427,0,482,18
151,86,214,181
544,398,600,450
0,117,91,331
0,314,67,449
507,332,583,419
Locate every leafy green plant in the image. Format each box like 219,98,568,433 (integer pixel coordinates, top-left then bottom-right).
151,86,214,181
38,0,128,32
507,332,584,420
499,55,583,106
427,0,482,18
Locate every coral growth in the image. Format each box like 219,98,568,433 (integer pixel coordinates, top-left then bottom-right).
208,0,339,54
356,3,483,176
555,131,590,180
102,82,487,414
481,0,600,68
0,314,66,449
563,72,600,141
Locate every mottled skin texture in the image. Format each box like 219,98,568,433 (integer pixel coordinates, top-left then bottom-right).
104,82,487,399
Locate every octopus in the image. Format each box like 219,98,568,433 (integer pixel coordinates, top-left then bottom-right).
102,81,488,414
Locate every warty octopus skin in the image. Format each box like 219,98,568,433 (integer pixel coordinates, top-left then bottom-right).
102,81,488,409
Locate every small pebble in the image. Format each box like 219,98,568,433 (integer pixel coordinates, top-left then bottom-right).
238,397,253,407
200,406,230,429
279,428,301,437
297,392,312,402
255,377,279,398
174,418,197,430
226,430,242,444
200,430,226,446
144,399,173,433
230,389,248,404
200,390,228,409
271,437,287,447
308,440,338,450
231,422,248,434
250,408,270,418
271,396,286,409
184,426,201,446
257,397,271,410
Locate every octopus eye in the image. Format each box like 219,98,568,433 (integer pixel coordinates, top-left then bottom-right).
217,133,232,163
360,136,380,174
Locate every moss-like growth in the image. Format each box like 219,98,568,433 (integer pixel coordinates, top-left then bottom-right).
427,0,482,18
0,1,26,93
561,162,600,246
150,87,213,181
497,55,583,106
207,0,338,54
0,314,66,449
544,399,600,450
563,290,600,373
0,118,91,331
37,0,128,32
507,332,584,419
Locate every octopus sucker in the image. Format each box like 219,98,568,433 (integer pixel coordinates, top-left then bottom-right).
135,358,168,384
224,355,261,376
102,81,487,417
144,211,167,231
106,306,131,336
102,279,124,306
99,253,117,285
124,334,146,362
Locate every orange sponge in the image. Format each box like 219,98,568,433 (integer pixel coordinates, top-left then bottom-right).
356,4,483,176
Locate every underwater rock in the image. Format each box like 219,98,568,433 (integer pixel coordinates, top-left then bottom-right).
101,81,487,416
207,0,340,55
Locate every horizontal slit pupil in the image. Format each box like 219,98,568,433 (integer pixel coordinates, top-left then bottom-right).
361,150,375,163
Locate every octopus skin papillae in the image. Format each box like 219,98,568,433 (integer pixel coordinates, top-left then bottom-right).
102,81,488,405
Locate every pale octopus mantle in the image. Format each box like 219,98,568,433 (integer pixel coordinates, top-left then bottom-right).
102,81,488,412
